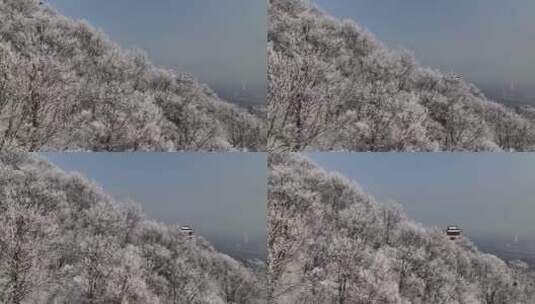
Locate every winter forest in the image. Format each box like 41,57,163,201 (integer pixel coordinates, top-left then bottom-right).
268,0,535,152
3,0,535,152
268,154,535,304
0,0,265,151
0,153,267,304
4,0,535,302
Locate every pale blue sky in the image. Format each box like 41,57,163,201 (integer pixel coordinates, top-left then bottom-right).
39,153,267,256
308,153,535,241
46,0,266,104
315,0,535,99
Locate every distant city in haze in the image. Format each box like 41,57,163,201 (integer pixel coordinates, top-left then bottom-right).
308,153,535,266
47,0,266,106
314,0,535,106
40,153,267,261
477,83,535,108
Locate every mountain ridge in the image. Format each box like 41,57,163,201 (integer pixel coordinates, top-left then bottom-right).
268,153,535,303
0,0,264,151
0,153,266,303
268,0,535,151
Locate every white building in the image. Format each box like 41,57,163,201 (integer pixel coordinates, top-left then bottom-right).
446,226,462,240
180,226,194,237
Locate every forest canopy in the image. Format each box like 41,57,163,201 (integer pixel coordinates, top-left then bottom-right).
0,0,265,151
268,0,535,152
0,153,267,303
268,153,535,303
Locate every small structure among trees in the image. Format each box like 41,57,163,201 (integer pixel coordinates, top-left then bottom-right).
446,226,462,240
180,226,194,238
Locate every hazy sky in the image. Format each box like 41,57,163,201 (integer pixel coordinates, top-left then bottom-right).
47,0,266,103
308,153,535,241
315,0,535,93
39,153,267,256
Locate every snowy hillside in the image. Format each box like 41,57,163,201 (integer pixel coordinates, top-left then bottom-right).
268,0,535,151
0,153,267,303
0,0,264,151
268,154,535,303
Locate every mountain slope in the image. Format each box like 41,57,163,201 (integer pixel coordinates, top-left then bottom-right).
0,153,266,304
268,154,535,303
268,0,535,151
0,0,264,151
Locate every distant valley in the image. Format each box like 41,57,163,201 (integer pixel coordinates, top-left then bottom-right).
475,236,535,269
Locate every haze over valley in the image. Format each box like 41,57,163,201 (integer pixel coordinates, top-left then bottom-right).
309,152,535,269
42,152,268,262
48,0,267,107
314,0,535,107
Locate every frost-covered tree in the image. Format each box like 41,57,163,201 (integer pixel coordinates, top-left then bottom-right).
0,153,267,303
268,0,535,151
0,0,265,151
268,154,535,303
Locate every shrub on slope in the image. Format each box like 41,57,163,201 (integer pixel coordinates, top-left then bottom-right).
0,0,264,151
268,0,535,151
268,154,535,303
0,153,266,303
